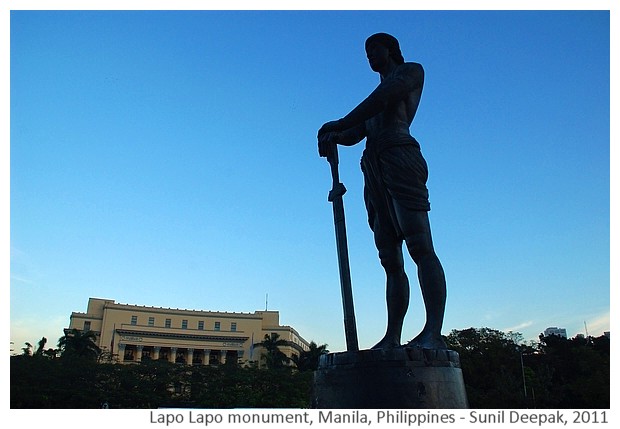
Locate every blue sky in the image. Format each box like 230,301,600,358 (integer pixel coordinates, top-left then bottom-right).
8,6,611,355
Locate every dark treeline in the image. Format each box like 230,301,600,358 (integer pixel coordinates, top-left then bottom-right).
11,327,609,409
10,357,313,409
445,328,610,409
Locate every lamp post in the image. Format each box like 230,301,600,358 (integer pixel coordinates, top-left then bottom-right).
520,352,527,398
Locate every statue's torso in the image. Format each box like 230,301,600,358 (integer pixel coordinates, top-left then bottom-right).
365,62,423,152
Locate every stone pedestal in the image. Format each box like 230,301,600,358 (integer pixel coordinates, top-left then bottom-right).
313,348,468,409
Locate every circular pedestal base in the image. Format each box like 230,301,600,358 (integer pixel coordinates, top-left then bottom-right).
313,348,468,409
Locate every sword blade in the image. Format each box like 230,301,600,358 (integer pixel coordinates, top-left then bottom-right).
331,196,359,352
327,145,359,352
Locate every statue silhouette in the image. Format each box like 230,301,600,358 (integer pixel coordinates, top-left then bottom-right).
318,33,447,350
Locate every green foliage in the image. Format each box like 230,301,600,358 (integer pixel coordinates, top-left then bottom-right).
292,341,329,371
11,356,313,409
34,337,46,356
18,338,59,359
445,328,610,409
255,333,290,369
445,327,533,408
11,355,104,408
57,329,101,361
533,334,610,408
12,328,609,409
21,342,33,356
187,366,313,408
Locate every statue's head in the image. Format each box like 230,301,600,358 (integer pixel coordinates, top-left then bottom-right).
365,33,405,66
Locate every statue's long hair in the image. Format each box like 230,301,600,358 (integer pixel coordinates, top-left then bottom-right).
365,33,405,65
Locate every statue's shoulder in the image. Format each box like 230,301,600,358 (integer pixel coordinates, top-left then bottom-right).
394,62,424,83
400,62,424,74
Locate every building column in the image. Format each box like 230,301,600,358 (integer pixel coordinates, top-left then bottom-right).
221,350,227,365
203,349,210,366
153,346,160,361
117,344,126,363
170,347,177,364
136,345,143,362
187,348,194,366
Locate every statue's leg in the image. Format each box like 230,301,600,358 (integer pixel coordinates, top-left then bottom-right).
396,208,447,349
371,230,409,350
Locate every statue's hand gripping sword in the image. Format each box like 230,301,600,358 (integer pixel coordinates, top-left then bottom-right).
326,143,359,352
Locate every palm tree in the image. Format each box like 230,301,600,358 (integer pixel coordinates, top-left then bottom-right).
32,336,59,359
58,329,101,361
255,333,289,369
34,337,47,356
292,341,329,371
21,342,33,356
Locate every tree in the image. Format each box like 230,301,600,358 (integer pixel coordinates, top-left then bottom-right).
21,342,33,356
58,329,101,361
292,341,329,371
33,337,59,359
34,337,47,356
444,328,609,408
255,333,289,369
445,327,536,408
534,333,610,408
11,327,608,408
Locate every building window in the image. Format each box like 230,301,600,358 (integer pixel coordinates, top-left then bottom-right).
124,348,134,361
209,350,221,365
198,321,204,330
226,350,239,364
181,319,188,329
231,322,237,332
165,318,171,328
160,349,169,361
148,317,155,327
214,322,221,331
131,315,137,325
83,321,91,331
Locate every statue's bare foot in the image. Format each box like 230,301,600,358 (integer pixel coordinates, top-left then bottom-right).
371,336,400,350
405,332,447,349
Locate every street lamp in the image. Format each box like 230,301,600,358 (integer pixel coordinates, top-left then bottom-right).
520,352,527,398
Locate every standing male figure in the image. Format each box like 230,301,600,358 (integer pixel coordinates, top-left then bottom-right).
318,33,447,350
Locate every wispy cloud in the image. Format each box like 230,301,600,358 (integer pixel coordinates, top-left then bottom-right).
10,246,37,286
10,274,35,285
584,311,610,336
503,321,534,333
10,246,27,258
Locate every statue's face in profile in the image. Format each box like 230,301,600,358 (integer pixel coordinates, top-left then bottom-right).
366,42,390,73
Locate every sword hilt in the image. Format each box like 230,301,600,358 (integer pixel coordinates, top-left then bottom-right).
327,144,347,201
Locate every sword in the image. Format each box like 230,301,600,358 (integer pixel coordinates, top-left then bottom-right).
326,143,359,352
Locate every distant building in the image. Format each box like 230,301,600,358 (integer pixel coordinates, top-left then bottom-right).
544,327,567,338
66,297,310,366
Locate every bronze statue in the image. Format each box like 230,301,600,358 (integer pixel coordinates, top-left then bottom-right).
318,33,447,350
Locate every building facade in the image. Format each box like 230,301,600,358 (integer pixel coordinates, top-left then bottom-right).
543,327,568,338
67,298,310,367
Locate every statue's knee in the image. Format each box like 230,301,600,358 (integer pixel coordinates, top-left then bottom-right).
378,248,404,273
406,234,434,264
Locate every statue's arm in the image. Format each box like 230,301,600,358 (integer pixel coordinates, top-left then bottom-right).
336,63,423,130
337,123,366,146
318,123,365,157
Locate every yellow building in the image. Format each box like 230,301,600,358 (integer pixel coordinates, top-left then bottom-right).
67,298,310,367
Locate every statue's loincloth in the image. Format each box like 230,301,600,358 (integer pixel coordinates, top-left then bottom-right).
361,140,430,239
